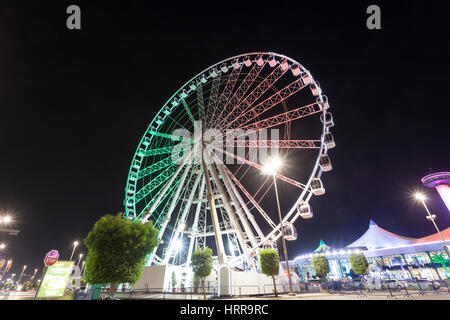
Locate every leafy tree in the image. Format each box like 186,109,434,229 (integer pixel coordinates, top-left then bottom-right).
259,249,280,297
348,253,369,277
191,246,213,299
83,213,158,297
171,271,177,290
2,281,12,290
312,254,330,292
21,281,32,291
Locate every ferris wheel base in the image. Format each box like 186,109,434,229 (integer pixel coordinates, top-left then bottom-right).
132,264,285,296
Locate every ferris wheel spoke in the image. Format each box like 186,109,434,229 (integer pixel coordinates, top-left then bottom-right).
211,65,242,116
204,75,222,128
208,162,254,267
209,65,243,126
220,139,321,149
140,150,194,221
226,78,306,129
163,171,202,264
149,130,187,141
146,164,193,265
223,166,277,230
218,59,288,128
196,82,205,122
211,62,266,128
135,172,182,222
181,98,195,124
217,148,306,189
240,102,323,132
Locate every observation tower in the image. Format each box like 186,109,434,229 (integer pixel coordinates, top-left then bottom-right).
422,172,450,212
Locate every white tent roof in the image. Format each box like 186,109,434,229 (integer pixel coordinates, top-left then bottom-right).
346,220,416,249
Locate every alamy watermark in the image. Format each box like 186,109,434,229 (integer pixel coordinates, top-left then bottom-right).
170,121,280,166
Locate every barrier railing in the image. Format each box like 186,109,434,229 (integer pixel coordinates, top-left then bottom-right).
328,278,450,298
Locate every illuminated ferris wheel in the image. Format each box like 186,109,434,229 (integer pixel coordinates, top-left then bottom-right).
124,52,335,272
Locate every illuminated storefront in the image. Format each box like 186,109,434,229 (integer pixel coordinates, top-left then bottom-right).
291,220,450,281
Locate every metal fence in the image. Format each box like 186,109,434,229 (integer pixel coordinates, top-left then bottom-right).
106,281,322,299
327,279,450,298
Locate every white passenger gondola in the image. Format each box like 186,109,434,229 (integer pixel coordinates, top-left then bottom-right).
256,55,264,66
283,222,297,241
320,112,334,128
310,82,321,96
317,95,329,110
280,60,289,71
297,201,313,219
323,132,335,149
267,55,277,67
319,154,332,172
301,72,312,85
291,64,301,76
180,89,188,98
232,58,240,69
220,63,228,73
243,56,252,67
311,178,325,195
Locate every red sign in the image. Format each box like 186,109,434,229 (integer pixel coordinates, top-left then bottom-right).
44,250,59,267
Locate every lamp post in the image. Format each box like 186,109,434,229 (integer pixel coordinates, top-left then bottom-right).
415,193,450,258
77,253,83,268
69,241,79,261
31,268,38,280
80,260,85,275
17,265,26,284
0,259,12,281
262,156,295,296
415,193,447,245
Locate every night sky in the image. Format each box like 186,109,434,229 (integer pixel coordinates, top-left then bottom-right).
0,1,449,279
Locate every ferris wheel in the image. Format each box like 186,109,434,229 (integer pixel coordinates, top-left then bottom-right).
124,52,335,272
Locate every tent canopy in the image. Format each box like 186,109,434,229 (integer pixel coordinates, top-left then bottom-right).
346,220,416,249
313,239,333,253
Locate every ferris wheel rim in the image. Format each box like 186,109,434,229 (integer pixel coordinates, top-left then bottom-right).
124,51,332,266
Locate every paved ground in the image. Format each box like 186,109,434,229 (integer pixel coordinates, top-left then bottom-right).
228,292,450,300
1,290,449,300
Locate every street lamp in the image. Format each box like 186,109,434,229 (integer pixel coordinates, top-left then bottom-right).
17,265,26,284
69,241,79,261
31,268,38,280
80,260,85,275
415,192,450,257
262,156,295,296
0,243,5,250
77,253,83,268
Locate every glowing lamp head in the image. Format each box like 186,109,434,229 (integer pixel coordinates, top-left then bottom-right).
262,156,282,175
73,241,79,246
415,193,426,201
173,239,182,252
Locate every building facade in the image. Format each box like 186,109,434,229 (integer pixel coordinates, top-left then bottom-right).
290,220,450,282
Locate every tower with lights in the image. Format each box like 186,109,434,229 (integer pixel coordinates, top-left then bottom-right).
422,172,450,212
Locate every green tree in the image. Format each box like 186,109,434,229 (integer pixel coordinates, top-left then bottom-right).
348,253,369,277
312,254,330,292
191,246,213,299
171,271,177,291
83,213,158,297
21,281,32,291
259,249,280,297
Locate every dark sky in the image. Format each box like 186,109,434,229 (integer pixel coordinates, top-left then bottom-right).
0,1,449,278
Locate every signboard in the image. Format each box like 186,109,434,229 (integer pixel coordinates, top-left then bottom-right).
44,250,59,267
37,261,74,298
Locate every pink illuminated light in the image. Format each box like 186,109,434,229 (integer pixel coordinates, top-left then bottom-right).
436,184,450,212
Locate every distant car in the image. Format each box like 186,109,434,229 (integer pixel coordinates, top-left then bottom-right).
407,279,440,290
382,279,408,290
